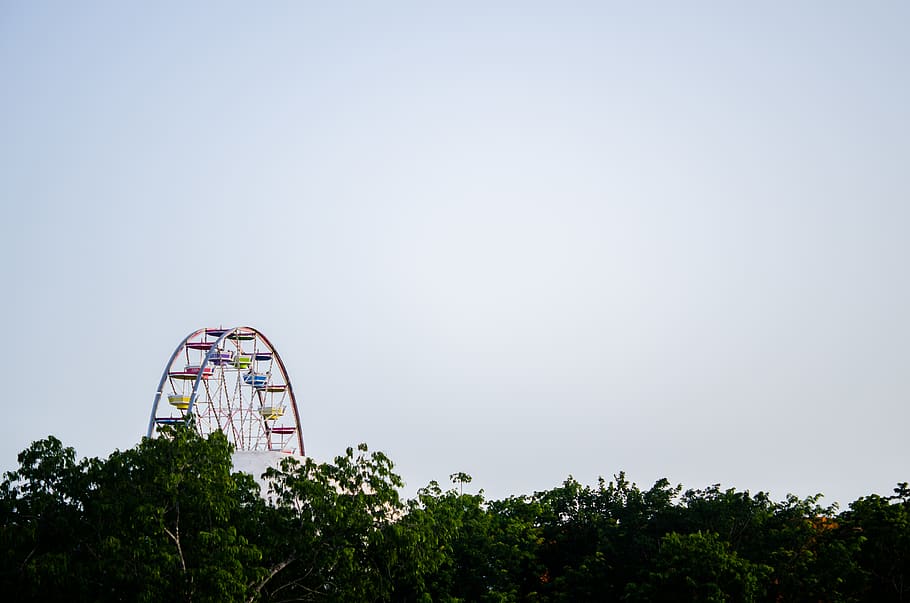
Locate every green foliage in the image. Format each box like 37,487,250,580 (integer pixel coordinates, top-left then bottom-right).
0,432,907,602
840,484,910,601
626,531,771,602
0,427,262,602
254,443,406,601
0,436,89,600
526,473,683,601
85,425,263,602
389,477,546,602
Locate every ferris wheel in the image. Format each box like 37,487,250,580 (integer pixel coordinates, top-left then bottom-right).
147,326,304,455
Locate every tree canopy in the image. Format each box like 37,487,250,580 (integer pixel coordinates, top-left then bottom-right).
1,429,907,601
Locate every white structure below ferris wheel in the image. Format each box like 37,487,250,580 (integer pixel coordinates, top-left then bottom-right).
148,326,304,455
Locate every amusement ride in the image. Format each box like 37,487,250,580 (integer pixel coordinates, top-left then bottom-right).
147,326,304,454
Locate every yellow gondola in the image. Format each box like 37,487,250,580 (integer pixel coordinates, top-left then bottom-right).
259,406,285,420
168,394,191,410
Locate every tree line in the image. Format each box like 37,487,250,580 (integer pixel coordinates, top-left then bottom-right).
1,427,908,602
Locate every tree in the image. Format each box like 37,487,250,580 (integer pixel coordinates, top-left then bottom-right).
841,484,910,601
530,473,682,601
254,443,406,601
83,425,264,602
0,427,264,602
625,531,770,602
0,436,91,600
390,477,546,602
2,430,905,602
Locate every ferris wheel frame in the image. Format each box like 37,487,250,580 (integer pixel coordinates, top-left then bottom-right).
147,326,304,454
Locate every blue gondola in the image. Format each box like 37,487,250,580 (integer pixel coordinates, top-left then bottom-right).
243,372,268,388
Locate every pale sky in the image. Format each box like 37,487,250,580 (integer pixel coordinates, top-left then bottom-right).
2,1,908,506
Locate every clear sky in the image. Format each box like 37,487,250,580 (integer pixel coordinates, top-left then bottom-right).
2,2,908,506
